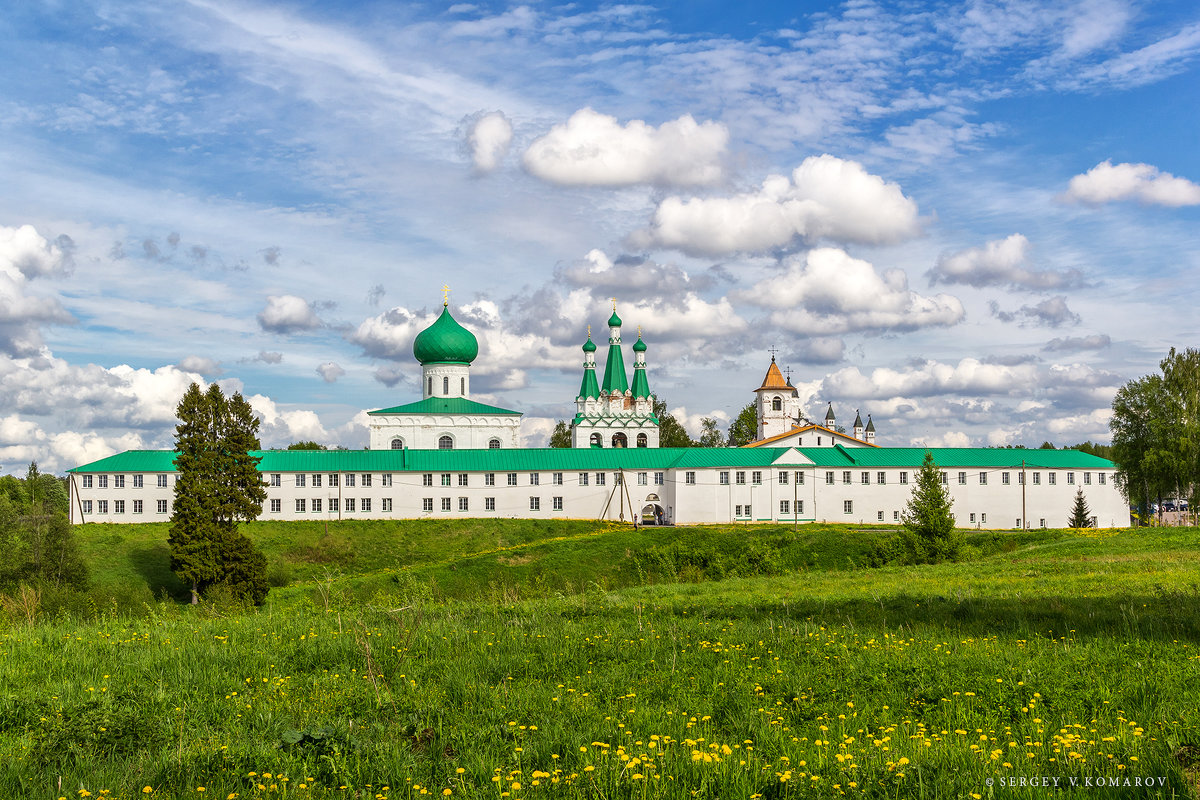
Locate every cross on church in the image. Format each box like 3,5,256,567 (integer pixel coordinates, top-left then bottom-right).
442,284,451,306
784,366,793,382
768,345,779,362
611,297,617,312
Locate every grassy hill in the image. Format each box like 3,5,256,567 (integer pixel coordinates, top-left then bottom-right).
2,521,1199,798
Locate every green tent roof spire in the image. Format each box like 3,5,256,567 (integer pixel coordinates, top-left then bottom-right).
601,305,628,395
579,330,600,399
631,328,651,399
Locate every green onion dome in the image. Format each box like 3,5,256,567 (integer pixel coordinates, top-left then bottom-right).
413,305,479,365
582,336,597,353
608,310,622,327
632,335,647,352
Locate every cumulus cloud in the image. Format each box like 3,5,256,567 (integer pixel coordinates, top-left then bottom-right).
929,234,1084,290
990,296,1080,327
316,362,346,383
247,393,331,447
557,249,714,296
373,366,407,387
0,224,75,356
630,155,921,256
821,357,1039,399
1062,160,1200,206
916,430,972,448
178,355,223,375
464,110,514,173
255,351,284,364
522,108,727,187
737,248,963,335
1042,334,1111,352
257,294,322,334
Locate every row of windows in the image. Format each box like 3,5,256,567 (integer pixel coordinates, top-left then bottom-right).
823,470,1107,487
586,432,650,448
81,499,168,514
79,474,171,489
391,436,504,450
415,497,566,512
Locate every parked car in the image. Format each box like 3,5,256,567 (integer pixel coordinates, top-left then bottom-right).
1162,501,1177,513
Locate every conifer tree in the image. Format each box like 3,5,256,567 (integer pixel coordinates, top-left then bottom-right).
169,382,268,604
900,451,961,563
1068,488,1092,529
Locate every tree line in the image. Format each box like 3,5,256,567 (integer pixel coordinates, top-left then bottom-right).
0,463,88,597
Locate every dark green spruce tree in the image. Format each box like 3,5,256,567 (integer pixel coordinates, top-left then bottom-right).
1068,488,1092,529
900,451,961,563
169,382,269,605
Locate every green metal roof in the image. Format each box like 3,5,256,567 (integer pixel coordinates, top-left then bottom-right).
69,446,1116,474
367,397,522,416
601,337,629,395
798,446,1115,469
412,305,479,365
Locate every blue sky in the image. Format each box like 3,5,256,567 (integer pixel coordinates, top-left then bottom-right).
1,0,1199,472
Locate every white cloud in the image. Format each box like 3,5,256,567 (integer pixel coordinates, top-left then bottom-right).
247,393,332,447
1071,22,1200,89
916,430,972,448
178,355,223,375
464,110,513,173
316,361,345,383
990,295,1080,327
1042,334,1111,352
631,155,920,256
523,108,728,188
738,248,963,335
1062,160,1200,206
821,357,1039,399
0,224,75,356
929,234,1084,290
257,294,323,333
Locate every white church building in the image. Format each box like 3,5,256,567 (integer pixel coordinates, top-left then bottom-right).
67,299,1130,529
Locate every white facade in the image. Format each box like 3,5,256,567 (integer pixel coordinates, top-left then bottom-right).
69,450,1131,530
367,413,521,451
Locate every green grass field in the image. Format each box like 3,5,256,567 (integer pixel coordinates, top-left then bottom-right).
2,521,1199,799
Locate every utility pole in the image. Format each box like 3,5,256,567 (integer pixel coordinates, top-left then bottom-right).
1021,459,1026,530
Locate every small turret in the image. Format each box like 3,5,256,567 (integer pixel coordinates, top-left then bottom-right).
865,414,876,445
853,409,864,441
824,403,836,429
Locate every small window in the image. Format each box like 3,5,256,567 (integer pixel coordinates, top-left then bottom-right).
1084,472,1092,485
579,473,589,486
720,471,730,486
427,376,433,395
361,498,371,512
958,472,966,485
328,473,339,487
441,498,451,512
1049,473,1057,485
843,500,853,514
1067,472,1075,485
423,498,433,512
1033,472,1040,485
297,474,307,488
312,499,322,513
877,510,884,521
507,473,518,486
362,474,372,487
329,498,339,513
391,438,404,450
1018,472,1025,485
485,498,495,511
970,512,976,523
133,474,144,488
270,499,280,513
842,471,851,485
877,472,886,485
460,377,465,395
1098,473,1106,485
157,474,168,488
795,471,804,485
133,499,143,514
735,504,743,516
654,472,664,485
381,474,392,487
772,397,782,411
113,500,124,513
382,498,392,512
530,497,541,511
157,499,168,514
313,474,322,488
979,472,987,485
780,500,790,515
778,472,788,485
296,499,306,513
940,472,948,485
637,472,647,486
459,473,469,486
685,472,696,485
553,496,563,511
554,472,564,486
270,473,281,487
1002,472,1010,485
745,505,752,517
82,475,93,489
489,438,501,449
485,473,495,486
736,471,746,485
443,376,449,395
826,471,835,485
459,497,469,512
596,473,606,486
441,473,451,487
1040,518,1046,528
899,472,908,485
97,500,107,513
439,435,454,450
345,474,356,487
530,473,540,486
981,512,987,523
892,510,898,521
1016,518,1022,529
345,498,355,512
861,471,870,485
82,499,93,513
797,500,804,514
98,475,108,488
114,475,124,488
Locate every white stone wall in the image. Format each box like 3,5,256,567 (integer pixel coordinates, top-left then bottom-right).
421,364,470,399
368,415,521,450
70,461,1129,529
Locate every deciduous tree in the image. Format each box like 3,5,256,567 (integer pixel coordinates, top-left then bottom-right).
727,402,757,447
548,421,571,448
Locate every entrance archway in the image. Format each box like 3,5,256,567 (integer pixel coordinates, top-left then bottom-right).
642,502,665,525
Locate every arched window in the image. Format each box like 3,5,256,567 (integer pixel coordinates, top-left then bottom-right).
460,377,466,396
590,432,603,447
427,376,433,396
439,435,454,450
636,433,648,448
772,397,782,411
612,432,628,448
390,437,404,450
443,376,449,395
488,438,501,449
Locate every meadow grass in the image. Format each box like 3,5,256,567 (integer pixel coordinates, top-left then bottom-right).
2,523,1199,799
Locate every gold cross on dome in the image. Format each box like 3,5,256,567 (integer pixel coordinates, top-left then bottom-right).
637,325,642,338
611,297,617,312
442,284,450,306
587,324,592,337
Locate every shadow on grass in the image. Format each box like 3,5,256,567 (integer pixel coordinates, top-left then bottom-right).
127,543,190,602
586,588,1200,643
